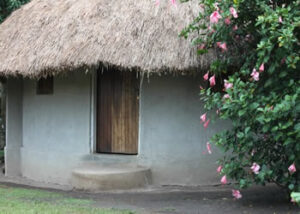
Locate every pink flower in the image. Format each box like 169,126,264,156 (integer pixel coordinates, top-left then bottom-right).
224,18,231,25
209,75,216,87
203,119,210,129
217,42,227,52
259,63,264,72
206,142,212,154
251,162,260,174
233,25,238,31
288,163,296,174
203,72,209,81
200,113,207,123
224,80,233,90
220,43,227,51
198,44,206,50
210,11,222,24
232,190,242,199
221,175,227,185
279,16,283,23
223,94,230,99
230,7,238,18
251,69,259,81
170,0,176,5
155,0,160,6
217,165,222,173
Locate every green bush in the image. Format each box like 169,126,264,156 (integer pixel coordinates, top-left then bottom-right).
181,0,299,198
0,0,30,22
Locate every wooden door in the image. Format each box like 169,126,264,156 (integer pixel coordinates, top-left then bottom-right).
97,70,139,154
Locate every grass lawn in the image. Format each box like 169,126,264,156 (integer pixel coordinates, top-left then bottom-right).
0,185,135,214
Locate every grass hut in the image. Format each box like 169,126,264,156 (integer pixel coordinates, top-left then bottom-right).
0,0,224,190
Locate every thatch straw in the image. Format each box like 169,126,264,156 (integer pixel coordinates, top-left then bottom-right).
0,0,214,77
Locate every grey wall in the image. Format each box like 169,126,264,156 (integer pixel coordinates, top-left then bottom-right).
6,72,227,186
5,78,23,176
21,72,92,184
138,75,225,185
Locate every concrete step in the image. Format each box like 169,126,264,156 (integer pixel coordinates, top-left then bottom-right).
80,154,138,165
71,163,151,191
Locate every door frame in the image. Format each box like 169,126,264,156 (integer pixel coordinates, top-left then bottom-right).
90,68,142,155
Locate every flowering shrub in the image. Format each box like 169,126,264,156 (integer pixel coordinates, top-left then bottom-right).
180,0,300,199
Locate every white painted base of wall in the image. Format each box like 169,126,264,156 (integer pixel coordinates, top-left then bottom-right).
21,148,83,185
5,147,21,177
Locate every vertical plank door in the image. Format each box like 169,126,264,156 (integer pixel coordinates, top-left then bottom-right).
97,70,139,154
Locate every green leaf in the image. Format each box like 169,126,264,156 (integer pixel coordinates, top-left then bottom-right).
197,49,208,55
238,109,246,116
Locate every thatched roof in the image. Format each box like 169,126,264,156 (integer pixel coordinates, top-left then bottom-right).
0,0,214,77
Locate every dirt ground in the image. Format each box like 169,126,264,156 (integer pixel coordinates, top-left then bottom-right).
0,177,298,214
68,185,300,214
